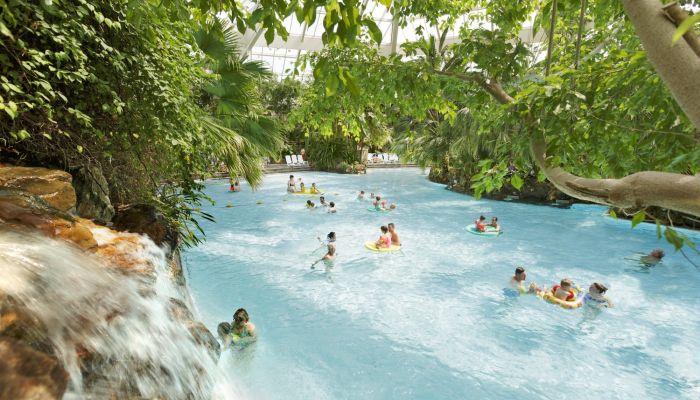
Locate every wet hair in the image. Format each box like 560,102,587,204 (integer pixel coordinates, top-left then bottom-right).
376,196,381,201
327,232,336,240
479,215,486,221
306,200,312,205
312,183,316,186
217,322,231,339
360,191,365,194
320,196,325,201
592,282,608,293
233,308,249,328
515,266,525,275
290,175,294,179
388,223,395,229
380,225,388,233
651,249,665,258
560,278,573,288
329,201,335,207
491,217,498,222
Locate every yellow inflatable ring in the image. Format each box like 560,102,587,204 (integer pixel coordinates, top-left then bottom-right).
364,242,402,252
542,288,583,309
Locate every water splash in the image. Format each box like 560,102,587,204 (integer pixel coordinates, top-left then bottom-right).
0,227,241,399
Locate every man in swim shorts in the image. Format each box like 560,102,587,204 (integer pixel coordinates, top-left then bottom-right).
388,223,401,246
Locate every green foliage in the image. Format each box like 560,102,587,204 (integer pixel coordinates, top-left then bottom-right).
0,0,280,246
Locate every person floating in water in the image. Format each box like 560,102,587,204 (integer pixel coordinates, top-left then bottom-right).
389,203,397,210
310,183,321,194
388,223,401,246
474,215,487,232
510,266,541,294
319,196,328,207
640,249,665,265
551,278,576,301
583,282,614,308
357,191,365,200
375,225,392,248
306,200,315,209
287,175,296,193
488,217,500,232
327,201,337,213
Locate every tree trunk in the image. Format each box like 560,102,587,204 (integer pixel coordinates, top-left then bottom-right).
530,139,700,216
621,0,700,129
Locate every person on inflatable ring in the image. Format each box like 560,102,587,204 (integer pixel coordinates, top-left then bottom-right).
474,215,487,232
551,278,576,301
583,282,614,308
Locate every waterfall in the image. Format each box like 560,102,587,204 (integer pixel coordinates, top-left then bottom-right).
0,227,241,399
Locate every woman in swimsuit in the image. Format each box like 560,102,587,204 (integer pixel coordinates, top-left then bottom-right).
584,282,614,308
230,308,257,344
287,175,296,193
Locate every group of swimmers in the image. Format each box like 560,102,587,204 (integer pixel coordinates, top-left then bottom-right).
510,266,614,308
357,191,397,210
474,215,500,232
306,196,336,213
287,174,321,194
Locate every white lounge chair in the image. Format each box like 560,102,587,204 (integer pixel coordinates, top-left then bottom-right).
285,155,294,167
381,153,390,163
390,153,400,163
296,155,308,166
292,154,304,166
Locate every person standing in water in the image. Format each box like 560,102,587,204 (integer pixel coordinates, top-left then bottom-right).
387,223,401,246
311,244,336,269
230,308,257,344
287,175,296,193
510,266,541,294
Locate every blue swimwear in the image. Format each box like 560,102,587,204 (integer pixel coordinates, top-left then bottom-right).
583,293,609,308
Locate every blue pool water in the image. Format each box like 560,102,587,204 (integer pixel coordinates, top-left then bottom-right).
184,169,700,400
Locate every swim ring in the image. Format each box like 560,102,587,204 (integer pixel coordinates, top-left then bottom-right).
542,287,583,309
466,225,501,236
364,242,402,252
290,189,324,196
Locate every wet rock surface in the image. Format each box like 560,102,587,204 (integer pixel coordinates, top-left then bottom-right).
71,165,115,224
112,204,179,251
0,166,76,212
0,338,68,400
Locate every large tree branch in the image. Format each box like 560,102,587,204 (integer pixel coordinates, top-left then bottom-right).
530,138,700,216
622,0,700,129
432,69,514,104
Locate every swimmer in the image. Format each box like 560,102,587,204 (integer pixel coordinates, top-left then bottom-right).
640,249,665,265
317,231,337,246
389,203,397,210
474,215,487,232
217,322,232,346
583,282,614,308
375,225,392,248
510,266,541,294
230,308,256,343
551,278,576,301
319,196,328,207
310,183,320,194
311,244,336,269
357,191,365,200
287,175,296,193
327,201,337,213
373,196,386,210
306,200,315,209
488,217,500,231
387,223,401,246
